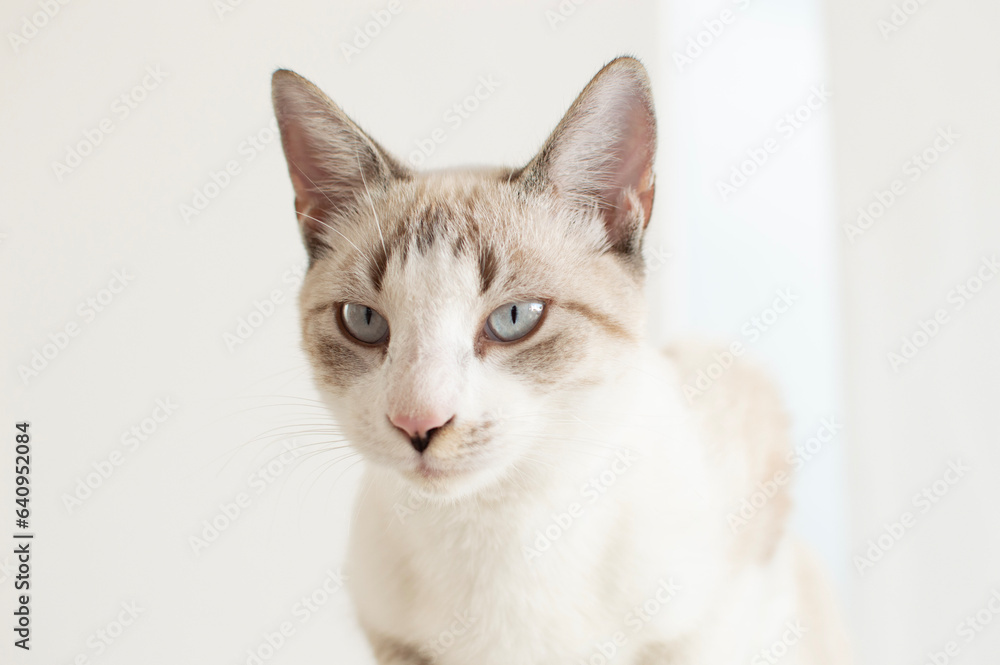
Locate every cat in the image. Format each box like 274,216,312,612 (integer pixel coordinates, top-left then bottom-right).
271,56,850,665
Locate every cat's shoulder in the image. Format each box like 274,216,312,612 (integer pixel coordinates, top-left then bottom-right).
661,338,788,432
661,339,792,560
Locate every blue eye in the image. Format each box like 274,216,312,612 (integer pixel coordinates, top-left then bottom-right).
341,303,389,344
486,301,545,342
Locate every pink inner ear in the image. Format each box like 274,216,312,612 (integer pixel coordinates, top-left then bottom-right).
273,70,405,254
537,60,657,250
289,169,326,235
598,95,656,240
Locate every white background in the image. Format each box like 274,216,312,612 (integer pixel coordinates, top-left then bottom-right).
1,1,997,664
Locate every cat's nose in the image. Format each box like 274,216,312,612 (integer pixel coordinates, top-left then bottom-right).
389,412,454,453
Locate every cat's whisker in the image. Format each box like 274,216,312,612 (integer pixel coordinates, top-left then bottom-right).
244,422,342,442
234,393,331,405
516,432,633,452
229,429,344,461
298,451,363,503
209,427,349,473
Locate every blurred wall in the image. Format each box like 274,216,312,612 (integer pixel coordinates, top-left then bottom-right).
825,0,1000,662
660,0,849,591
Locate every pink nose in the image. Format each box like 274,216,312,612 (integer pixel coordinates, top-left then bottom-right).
389,412,453,451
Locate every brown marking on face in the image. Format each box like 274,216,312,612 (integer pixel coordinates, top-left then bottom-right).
503,332,582,386
460,418,497,449
478,242,499,294
414,202,441,254
368,242,390,292
306,330,377,388
452,232,467,257
307,302,334,317
395,231,410,268
561,300,633,341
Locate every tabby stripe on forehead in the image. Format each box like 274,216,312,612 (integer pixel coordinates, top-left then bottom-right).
415,203,442,253
369,243,390,292
562,301,633,340
478,243,498,294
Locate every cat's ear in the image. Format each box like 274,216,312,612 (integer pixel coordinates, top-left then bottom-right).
519,57,656,256
272,69,409,258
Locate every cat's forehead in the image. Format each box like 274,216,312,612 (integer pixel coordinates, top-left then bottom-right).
349,173,554,282
382,169,524,242
310,169,610,309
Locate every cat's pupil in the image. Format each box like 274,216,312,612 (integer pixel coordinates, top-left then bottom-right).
510,305,518,324
365,307,372,325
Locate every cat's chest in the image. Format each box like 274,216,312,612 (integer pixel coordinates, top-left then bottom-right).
352,478,639,660
393,540,627,665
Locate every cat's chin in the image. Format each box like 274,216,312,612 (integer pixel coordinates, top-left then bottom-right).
394,457,510,500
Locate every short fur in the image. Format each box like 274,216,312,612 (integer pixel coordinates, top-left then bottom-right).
272,57,850,664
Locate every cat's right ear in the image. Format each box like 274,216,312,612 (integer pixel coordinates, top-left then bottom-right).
271,69,408,259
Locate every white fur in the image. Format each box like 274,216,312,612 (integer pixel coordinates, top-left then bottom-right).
340,341,848,664
274,59,850,665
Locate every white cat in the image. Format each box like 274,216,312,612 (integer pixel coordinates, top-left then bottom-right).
271,57,850,665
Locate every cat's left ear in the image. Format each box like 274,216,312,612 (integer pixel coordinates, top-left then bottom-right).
519,57,656,256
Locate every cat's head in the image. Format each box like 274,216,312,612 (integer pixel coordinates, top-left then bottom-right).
272,57,656,499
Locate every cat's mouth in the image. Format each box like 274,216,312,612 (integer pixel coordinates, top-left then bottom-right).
414,458,450,479
399,444,503,494
386,419,501,483
410,455,479,482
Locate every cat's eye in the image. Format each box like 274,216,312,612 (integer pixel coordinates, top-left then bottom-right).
340,303,389,344
486,301,545,342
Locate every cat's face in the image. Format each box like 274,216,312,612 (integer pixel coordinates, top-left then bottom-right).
273,58,656,498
